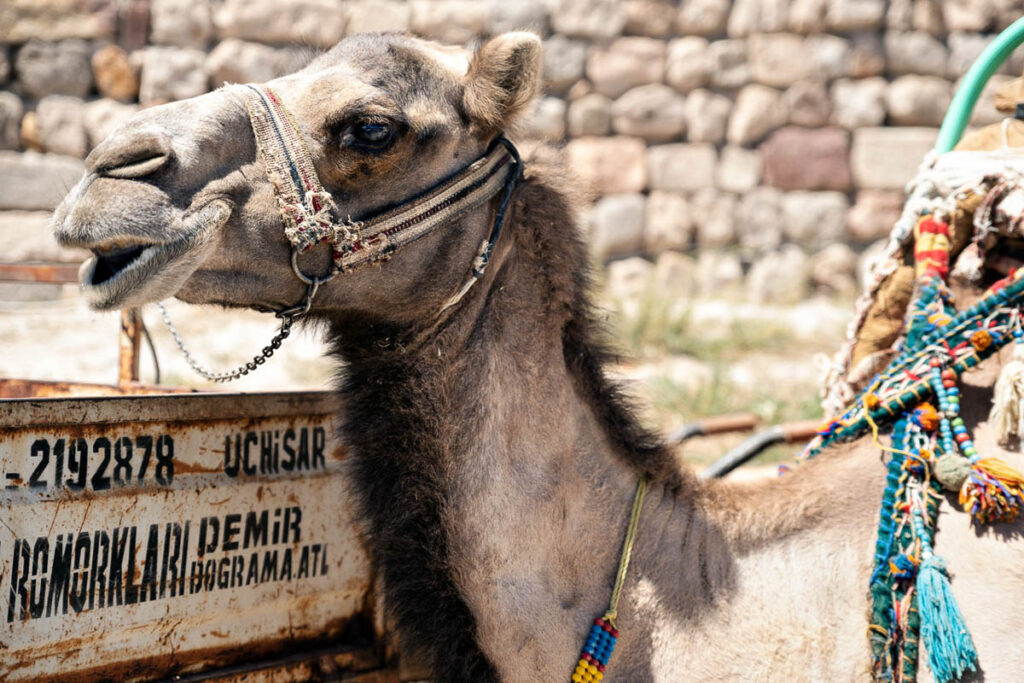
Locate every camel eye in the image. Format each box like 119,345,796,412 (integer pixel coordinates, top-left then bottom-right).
349,120,393,150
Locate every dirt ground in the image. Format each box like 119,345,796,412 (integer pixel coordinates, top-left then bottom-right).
0,292,334,391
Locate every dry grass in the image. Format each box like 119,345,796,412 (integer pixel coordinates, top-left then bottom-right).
602,290,850,467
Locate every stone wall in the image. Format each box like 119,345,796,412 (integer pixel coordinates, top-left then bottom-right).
2,0,1023,303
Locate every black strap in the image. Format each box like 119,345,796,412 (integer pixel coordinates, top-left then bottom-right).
473,137,522,278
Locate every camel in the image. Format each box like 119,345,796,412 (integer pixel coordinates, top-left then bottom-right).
51,32,1024,681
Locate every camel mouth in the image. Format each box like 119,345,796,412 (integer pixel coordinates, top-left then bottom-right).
80,199,232,311
89,243,149,285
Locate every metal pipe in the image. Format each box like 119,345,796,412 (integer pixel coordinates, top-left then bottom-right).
701,419,821,479
664,412,759,445
935,15,1024,153
701,426,786,479
0,262,80,283
118,307,142,386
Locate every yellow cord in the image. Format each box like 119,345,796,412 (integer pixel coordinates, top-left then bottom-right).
604,478,647,626
865,404,915,459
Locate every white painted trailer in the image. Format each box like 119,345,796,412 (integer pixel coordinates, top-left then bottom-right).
0,383,403,682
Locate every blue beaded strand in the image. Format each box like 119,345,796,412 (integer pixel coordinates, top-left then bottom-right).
572,617,617,682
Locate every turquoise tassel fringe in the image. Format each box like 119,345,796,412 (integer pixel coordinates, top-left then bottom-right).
916,555,977,683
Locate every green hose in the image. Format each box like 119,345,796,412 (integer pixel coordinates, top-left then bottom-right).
935,16,1024,153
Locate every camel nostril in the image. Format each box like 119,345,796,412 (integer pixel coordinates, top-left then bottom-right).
97,152,170,179
88,130,174,179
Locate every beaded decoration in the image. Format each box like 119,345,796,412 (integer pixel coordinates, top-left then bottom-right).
571,617,617,682
570,479,646,682
796,208,1024,682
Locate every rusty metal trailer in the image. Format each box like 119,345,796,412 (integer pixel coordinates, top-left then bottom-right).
0,264,407,682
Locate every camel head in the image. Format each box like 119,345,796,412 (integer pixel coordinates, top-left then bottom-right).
53,32,541,321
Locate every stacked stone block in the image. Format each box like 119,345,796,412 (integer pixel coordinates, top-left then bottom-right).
1,0,1023,303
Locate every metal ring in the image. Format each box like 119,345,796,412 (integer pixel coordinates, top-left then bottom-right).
291,249,337,286
274,279,318,320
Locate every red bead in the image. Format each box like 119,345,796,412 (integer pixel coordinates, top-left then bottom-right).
610,628,619,637
956,433,969,443
943,380,955,388
597,664,606,672
941,369,954,379
594,617,604,626
583,653,594,663
602,624,613,633
929,358,941,367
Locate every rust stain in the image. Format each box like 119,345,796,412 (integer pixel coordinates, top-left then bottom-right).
2,613,380,683
0,378,197,399
173,460,221,475
76,498,93,535
46,498,64,537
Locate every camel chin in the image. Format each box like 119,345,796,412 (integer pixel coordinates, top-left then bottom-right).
77,199,231,311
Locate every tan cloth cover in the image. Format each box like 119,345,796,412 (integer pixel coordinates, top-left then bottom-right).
956,118,1024,151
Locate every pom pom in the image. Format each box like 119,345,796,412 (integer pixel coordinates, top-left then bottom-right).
990,342,1024,444
934,454,970,492
916,555,978,683
888,552,918,581
970,329,993,351
958,457,1024,523
913,403,939,431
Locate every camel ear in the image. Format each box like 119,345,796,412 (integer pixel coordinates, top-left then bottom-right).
463,32,542,134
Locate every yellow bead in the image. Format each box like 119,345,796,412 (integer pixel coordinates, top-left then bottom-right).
572,674,583,683
595,672,604,681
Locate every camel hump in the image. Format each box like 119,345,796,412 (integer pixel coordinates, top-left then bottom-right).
464,32,542,135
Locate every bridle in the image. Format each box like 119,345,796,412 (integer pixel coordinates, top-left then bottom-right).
160,82,522,383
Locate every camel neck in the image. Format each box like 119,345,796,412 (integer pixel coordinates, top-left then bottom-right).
330,249,608,681
325,172,691,680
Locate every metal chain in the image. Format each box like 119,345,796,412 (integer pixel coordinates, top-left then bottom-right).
157,302,296,383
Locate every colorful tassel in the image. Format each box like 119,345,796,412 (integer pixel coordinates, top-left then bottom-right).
990,328,1024,443
958,457,1024,523
932,366,1024,524
917,556,977,682
869,420,925,682
912,507,977,683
